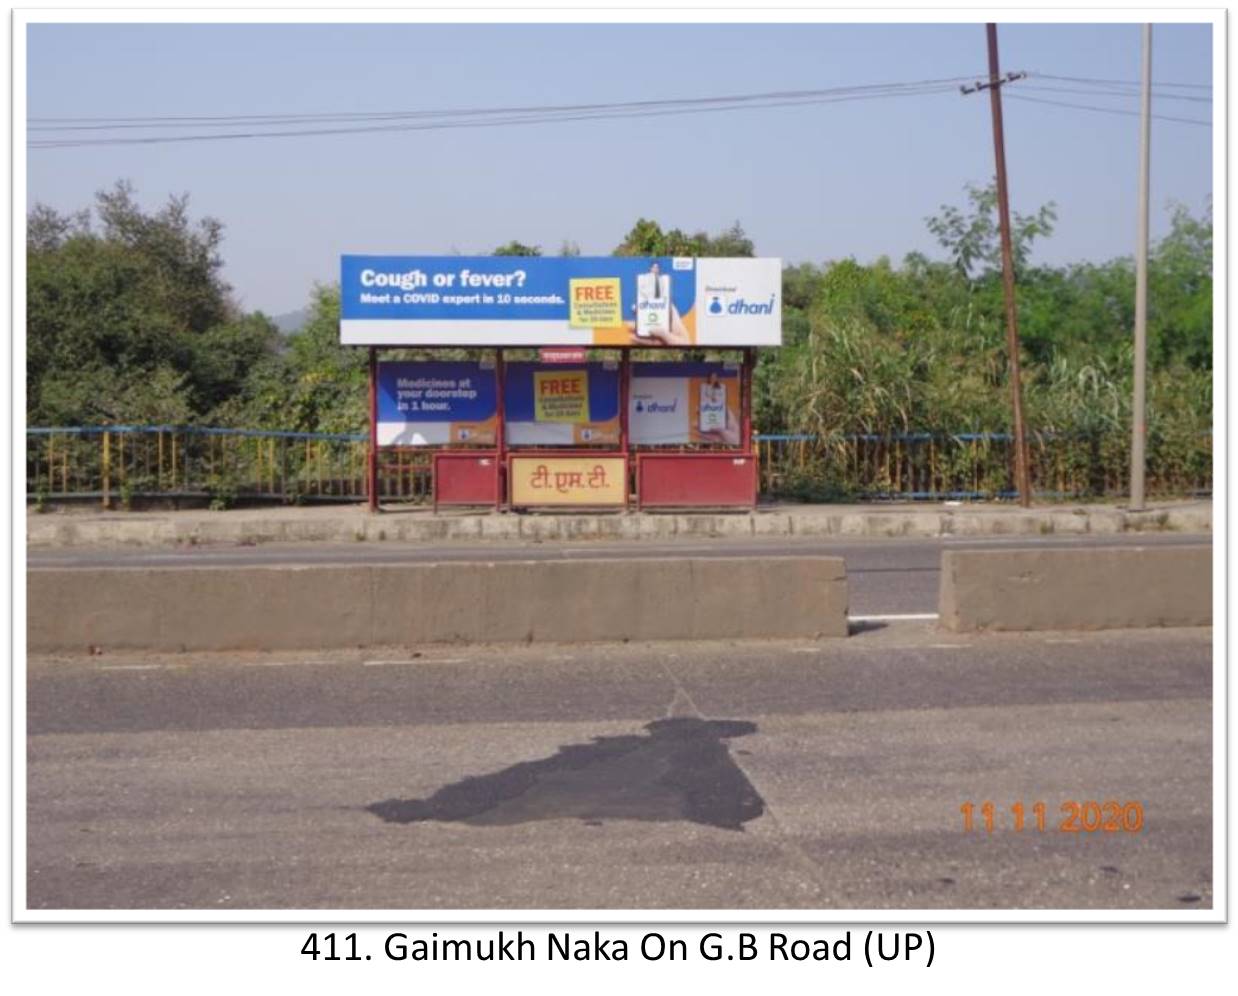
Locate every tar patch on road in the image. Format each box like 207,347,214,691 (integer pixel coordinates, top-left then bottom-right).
368,717,765,831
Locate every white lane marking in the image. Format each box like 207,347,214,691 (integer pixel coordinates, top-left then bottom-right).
941,536,1091,544
791,647,823,654
1045,638,1084,644
362,658,465,666
98,664,185,672
850,613,939,621
928,643,969,649
241,660,337,667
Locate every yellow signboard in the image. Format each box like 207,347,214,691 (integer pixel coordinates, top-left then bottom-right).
509,455,627,506
569,277,622,328
533,369,589,423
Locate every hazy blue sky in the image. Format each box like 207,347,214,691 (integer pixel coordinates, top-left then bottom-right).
26,22,1213,316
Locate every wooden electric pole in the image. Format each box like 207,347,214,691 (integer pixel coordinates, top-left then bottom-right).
962,24,1033,506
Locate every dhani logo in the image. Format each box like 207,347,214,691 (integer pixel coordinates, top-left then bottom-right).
727,295,777,315
633,397,677,414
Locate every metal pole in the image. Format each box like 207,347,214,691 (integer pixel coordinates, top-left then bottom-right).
986,22,1033,507
102,430,111,510
742,348,756,506
368,347,379,512
1130,24,1152,511
619,349,631,507
495,348,506,511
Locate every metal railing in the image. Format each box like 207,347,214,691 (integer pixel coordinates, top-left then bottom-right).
25,425,432,508
26,425,1211,507
754,430,1212,501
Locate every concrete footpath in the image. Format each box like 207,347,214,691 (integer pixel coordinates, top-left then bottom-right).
25,498,1212,549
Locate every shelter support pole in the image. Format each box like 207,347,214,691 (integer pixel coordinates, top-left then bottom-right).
742,348,756,506
741,348,755,453
620,349,631,506
495,348,506,510
368,347,379,513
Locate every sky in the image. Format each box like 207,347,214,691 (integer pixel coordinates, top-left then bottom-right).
24,21,1214,317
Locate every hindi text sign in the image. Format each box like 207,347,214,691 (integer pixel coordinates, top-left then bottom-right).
509,455,627,506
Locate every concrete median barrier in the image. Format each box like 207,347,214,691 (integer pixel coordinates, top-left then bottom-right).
938,545,1211,632
27,556,849,652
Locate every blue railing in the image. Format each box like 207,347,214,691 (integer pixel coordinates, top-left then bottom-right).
26,424,1211,506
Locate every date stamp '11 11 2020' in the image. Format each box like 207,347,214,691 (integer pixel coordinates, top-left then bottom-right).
960,800,1145,834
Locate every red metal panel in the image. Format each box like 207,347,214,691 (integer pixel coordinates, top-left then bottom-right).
433,451,500,510
636,452,757,509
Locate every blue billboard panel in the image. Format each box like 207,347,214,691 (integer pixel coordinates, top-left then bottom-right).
339,255,781,348
504,362,621,446
376,361,497,446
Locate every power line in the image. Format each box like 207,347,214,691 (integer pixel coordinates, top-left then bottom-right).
1020,83,1211,104
1034,72,1210,90
1005,92,1210,127
24,74,975,131
28,69,1215,150
28,79,966,148
29,76,975,127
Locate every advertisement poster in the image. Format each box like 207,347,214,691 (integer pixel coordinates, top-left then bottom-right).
629,362,741,445
340,256,781,347
376,361,497,446
505,361,621,446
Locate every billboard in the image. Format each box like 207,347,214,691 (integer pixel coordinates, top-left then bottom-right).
504,361,620,446
629,362,741,446
376,361,497,446
340,255,781,347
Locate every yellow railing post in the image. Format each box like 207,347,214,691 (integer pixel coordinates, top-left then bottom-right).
102,430,111,510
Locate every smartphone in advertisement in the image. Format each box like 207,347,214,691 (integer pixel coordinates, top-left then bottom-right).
635,267,671,339
699,380,727,434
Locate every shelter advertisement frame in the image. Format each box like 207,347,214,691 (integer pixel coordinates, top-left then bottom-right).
347,255,779,511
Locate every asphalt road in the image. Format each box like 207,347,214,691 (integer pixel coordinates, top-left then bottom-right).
25,531,1212,616
26,623,1213,912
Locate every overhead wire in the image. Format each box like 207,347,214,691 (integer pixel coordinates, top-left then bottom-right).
27,70,1216,149
28,75,977,128
1005,92,1211,127
1033,72,1211,90
28,78,967,148
1020,82,1212,104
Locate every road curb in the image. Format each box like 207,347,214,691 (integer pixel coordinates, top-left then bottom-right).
27,556,850,651
25,502,1210,550
939,544,1212,631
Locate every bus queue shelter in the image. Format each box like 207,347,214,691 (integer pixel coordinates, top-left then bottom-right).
339,254,782,512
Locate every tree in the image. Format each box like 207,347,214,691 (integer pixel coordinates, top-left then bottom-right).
613,218,755,257
1148,200,1212,368
492,240,542,256
925,180,1057,278
242,284,367,435
26,181,277,426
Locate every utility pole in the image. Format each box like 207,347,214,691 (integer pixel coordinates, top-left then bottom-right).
962,25,1032,507
1130,24,1152,511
